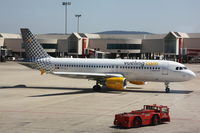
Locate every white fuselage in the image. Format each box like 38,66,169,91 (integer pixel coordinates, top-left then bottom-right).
40,58,196,83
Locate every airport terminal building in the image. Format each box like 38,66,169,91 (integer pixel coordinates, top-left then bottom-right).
0,31,200,63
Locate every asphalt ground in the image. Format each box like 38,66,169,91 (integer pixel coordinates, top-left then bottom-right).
0,62,200,133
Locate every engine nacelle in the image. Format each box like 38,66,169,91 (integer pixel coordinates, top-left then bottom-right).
129,81,146,85
105,77,127,90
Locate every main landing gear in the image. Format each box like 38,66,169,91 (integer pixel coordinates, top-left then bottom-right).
93,81,101,92
165,82,170,93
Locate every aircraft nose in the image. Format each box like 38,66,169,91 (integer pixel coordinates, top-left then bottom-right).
186,70,196,80
190,71,196,79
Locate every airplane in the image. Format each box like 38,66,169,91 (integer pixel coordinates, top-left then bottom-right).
20,28,196,93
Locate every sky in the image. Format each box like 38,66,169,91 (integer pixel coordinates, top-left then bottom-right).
0,0,200,34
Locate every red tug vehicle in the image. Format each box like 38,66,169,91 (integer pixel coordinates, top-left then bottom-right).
114,104,170,128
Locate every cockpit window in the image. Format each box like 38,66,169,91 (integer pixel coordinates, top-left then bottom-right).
176,67,187,70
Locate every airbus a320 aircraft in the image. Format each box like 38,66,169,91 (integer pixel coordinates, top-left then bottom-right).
20,28,196,93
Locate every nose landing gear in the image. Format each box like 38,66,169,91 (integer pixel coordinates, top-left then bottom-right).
165,82,170,93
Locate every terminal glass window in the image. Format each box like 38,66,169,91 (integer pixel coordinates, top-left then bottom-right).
107,44,141,50
68,35,78,53
164,33,177,54
41,44,57,49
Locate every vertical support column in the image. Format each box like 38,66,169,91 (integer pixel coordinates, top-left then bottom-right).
82,39,86,57
178,38,183,63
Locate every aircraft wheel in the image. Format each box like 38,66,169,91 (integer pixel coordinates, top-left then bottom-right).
93,85,101,92
165,87,170,93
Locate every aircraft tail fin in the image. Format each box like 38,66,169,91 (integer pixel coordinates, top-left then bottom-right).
20,28,50,60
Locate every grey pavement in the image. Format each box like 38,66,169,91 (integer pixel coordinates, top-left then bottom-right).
0,62,200,133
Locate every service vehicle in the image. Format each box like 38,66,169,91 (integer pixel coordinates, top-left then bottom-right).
114,104,170,128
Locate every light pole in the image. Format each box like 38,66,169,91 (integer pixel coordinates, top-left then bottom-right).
75,14,81,33
62,2,71,34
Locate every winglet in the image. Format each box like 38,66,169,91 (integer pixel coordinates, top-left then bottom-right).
39,69,46,75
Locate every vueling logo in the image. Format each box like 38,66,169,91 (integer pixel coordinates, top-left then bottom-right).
124,61,145,67
145,62,159,66
124,61,159,67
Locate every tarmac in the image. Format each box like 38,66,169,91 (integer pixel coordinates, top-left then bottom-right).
0,62,200,133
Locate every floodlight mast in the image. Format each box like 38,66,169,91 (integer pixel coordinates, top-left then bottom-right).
75,14,81,33
62,2,71,34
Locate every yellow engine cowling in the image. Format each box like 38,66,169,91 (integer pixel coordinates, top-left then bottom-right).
105,77,127,90
129,81,146,85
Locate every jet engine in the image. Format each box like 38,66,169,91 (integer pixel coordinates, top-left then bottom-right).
129,81,146,85
105,77,127,90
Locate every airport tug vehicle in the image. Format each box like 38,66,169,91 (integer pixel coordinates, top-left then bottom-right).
114,104,170,128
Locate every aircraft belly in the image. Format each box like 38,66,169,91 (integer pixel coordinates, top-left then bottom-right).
126,71,162,82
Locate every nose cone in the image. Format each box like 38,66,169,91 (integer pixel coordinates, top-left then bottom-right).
190,71,196,79
186,70,196,80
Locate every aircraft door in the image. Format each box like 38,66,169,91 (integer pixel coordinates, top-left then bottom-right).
45,58,54,72
162,62,168,75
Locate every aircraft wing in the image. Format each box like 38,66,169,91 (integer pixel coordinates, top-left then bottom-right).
52,71,123,80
